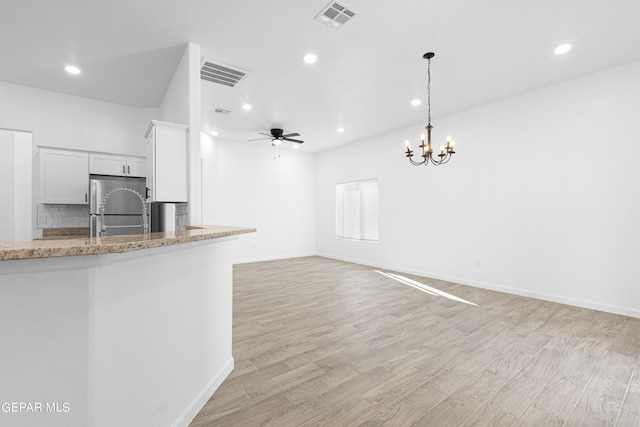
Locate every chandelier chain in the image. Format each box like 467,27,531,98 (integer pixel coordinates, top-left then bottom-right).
427,56,431,126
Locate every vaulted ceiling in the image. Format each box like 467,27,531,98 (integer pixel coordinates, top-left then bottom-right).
2,0,639,152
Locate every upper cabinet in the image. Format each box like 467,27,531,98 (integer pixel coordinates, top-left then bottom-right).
39,148,89,204
90,153,146,177
145,120,188,202
126,156,146,177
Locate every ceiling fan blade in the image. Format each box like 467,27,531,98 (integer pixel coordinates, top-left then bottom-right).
258,132,273,137
281,132,300,138
248,137,272,141
283,137,304,144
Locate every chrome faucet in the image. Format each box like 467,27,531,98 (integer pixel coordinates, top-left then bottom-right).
98,187,148,236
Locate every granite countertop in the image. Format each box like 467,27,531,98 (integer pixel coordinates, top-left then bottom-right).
0,225,256,261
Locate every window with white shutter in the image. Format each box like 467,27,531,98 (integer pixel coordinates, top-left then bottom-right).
335,179,379,241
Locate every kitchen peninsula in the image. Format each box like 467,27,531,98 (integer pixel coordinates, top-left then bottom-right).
0,225,255,427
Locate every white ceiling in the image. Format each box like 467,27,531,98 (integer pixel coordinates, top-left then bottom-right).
2,0,640,152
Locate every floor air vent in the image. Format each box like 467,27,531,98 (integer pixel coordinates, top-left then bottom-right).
200,59,249,87
315,1,356,28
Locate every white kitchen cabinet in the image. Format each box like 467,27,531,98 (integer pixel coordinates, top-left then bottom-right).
145,120,188,202
39,147,89,204
90,153,146,177
126,156,146,177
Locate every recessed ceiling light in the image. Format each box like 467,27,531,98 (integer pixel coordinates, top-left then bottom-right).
303,53,317,64
411,99,421,106
337,127,345,133
211,131,219,136
242,103,252,111
554,44,572,55
65,65,81,75
292,144,299,150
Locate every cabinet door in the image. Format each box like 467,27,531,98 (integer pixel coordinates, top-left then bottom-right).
90,153,126,176
145,121,188,202
145,127,155,200
154,124,188,202
40,148,89,204
126,157,146,178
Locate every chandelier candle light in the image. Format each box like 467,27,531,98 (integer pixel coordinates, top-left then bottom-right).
404,52,456,166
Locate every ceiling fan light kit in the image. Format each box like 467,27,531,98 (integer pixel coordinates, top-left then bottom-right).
249,128,304,146
404,52,457,167
248,128,304,159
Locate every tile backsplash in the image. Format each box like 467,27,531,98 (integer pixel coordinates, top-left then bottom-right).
38,203,189,230
175,203,188,230
37,204,89,229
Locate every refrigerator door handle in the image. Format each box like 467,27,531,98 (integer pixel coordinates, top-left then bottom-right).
90,215,97,238
90,181,98,213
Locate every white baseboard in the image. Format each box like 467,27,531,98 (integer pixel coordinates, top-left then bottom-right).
172,357,234,427
316,253,640,319
233,252,317,265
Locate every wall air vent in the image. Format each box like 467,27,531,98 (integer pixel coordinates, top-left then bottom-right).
200,59,249,87
213,108,231,115
314,1,356,29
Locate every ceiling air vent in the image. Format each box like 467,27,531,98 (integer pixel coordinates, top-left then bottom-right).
315,1,356,28
200,59,249,87
213,108,231,115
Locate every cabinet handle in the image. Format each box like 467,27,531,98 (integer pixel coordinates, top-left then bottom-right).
123,165,126,174
85,193,88,203
128,165,130,174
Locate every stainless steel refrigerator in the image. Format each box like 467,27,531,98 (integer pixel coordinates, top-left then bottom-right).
89,175,149,237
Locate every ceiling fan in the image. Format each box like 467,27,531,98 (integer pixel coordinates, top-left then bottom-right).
249,128,304,146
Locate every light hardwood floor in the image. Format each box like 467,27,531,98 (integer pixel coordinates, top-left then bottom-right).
189,256,640,426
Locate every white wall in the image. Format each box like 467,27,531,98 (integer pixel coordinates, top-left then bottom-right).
316,59,640,318
202,135,316,263
0,81,156,155
159,43,202,224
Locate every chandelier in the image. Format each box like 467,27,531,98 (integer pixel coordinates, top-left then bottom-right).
404,52,456,166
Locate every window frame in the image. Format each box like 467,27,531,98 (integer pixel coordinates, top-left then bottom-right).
335,178,379,242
